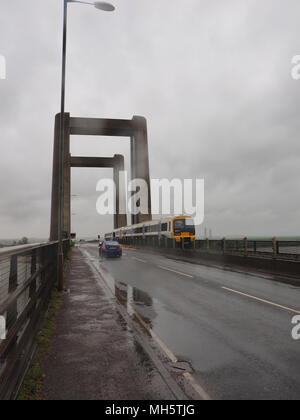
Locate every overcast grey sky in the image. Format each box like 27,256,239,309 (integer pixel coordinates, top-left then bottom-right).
0,0,300,239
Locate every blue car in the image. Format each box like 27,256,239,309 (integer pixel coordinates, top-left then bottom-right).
100,241,122,258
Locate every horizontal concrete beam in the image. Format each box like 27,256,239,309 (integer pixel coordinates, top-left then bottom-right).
70,117,135,137
70,156,119,168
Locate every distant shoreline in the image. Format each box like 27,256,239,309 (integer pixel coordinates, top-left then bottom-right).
0,238,47,247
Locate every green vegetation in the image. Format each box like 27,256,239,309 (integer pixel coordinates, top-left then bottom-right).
18,289,63,400
18,251,71,400
19,237,29,245
18,363,44,399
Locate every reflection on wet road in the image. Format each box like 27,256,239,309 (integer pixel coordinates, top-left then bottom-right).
83,244,300,400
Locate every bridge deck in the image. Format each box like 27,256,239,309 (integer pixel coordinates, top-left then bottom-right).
30,243,300,400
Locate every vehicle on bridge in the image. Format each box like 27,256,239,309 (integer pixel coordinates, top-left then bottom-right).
105,216,196,247
100,241,123,258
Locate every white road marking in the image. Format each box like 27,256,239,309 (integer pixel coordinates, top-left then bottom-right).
133,310,178,363
132,257,147,263
132,301,211,400
158,266,194,278
183,372,212,401
222,287,300,315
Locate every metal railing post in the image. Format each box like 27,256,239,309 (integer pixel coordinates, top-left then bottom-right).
29,250,37,299
206,238,210,250
244,237,248,257
272,237,277,258
222,237,226,254
7,255,18,331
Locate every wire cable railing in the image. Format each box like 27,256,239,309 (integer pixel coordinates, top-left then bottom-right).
0,240,70,400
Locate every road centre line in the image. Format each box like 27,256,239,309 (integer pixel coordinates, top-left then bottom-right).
132,257,147,263
222,287,300,315
158,265,194,278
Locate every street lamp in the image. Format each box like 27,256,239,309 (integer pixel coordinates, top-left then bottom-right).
57,0,115,291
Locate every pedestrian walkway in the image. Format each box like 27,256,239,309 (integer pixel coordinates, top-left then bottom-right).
40,248,174,400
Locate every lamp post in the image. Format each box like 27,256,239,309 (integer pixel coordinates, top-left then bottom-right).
57,0,115,291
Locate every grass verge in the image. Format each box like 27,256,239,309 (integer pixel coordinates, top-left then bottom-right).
18,288,63,400
18,251,71,400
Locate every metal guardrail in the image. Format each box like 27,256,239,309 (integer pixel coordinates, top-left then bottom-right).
120,237,300,261
0,240,70,400
199,238,300,261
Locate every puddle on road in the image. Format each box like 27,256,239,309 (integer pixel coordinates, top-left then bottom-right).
103,268,157,331
85,250,157,330
86,250,201,372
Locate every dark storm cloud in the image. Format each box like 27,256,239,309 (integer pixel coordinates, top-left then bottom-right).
0,0,300,238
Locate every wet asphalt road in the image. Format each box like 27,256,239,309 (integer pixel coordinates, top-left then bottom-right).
83,244,300,400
